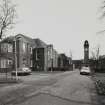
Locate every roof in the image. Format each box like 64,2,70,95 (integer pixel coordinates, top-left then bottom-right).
0,34,48,48
0,36,15,43
84,40,89,46
72,60,82,64
34,38,47,48
58,53,67,59
16,34,35,46
0,34,36,46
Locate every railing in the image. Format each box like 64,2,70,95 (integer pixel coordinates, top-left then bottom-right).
0,68,13,73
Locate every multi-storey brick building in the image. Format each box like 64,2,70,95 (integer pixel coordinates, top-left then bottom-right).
33,42,59,71
46,44,58,70
0,34,35,72
58,53,70,70
32,38,48,71
0,34,59,72
0,36,14,72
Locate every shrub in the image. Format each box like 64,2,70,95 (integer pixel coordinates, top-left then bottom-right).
95,80,105,95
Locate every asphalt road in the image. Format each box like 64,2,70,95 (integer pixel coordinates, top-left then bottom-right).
0,70,100,105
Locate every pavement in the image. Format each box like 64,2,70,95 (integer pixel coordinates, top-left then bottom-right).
0,70,104,105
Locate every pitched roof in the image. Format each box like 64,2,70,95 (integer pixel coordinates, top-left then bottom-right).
0,36,15,43
0,34,48,48
16,34,35,46
34,38,47,48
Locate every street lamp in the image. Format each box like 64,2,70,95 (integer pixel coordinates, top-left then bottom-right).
50,45,53,72
13,37,18,80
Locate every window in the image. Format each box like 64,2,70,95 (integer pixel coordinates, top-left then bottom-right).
30,60,33,67
8,59,13,65
1,43,13,53
36,49,38,60
0,59,7,68
30,47,32,54
8,44,13,52
23,42,26,52
1,43,8,53
50,47,53,59
48,50,50,61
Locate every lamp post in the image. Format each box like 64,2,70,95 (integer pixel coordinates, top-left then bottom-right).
13,38,18,80
50,45,53,72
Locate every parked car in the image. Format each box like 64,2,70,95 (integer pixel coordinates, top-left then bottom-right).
80,66,91,75
11,67,32,76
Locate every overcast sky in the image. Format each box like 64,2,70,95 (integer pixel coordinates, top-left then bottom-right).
7,0,105,59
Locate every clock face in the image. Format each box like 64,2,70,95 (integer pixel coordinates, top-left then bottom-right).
85,48,88,51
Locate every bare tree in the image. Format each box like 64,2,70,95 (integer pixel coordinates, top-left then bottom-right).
90,45,100,71
96,1,105,34
69,50,72,60
91,45,100,60
0,0,17,39
69,50,73,65
100,1,105,18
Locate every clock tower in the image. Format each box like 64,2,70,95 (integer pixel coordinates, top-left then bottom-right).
84,40,89,65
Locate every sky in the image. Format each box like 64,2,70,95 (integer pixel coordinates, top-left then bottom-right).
6,0,105,59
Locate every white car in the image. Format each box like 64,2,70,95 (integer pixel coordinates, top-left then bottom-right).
11,67,32,76
22,67,31,73
80,66,91,75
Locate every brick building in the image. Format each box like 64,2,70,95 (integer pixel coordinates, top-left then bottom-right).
33,43,58,71
0,34,35,72
58,53,70,70
47,44,58,70
32,38,48,71
0,34,59,72
0,36,14,72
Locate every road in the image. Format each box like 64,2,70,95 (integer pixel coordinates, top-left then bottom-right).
0,70,100,105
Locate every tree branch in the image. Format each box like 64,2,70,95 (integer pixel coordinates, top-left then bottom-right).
0,0,17,39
